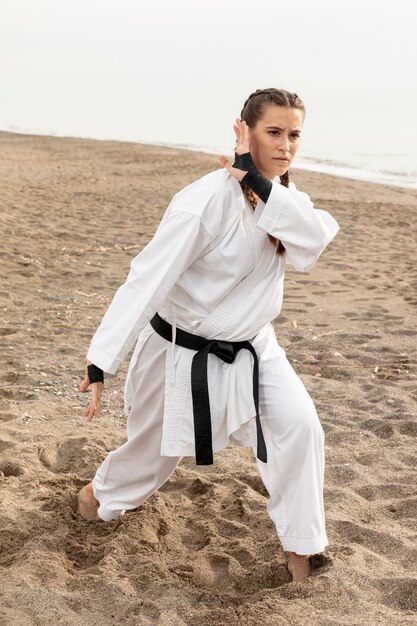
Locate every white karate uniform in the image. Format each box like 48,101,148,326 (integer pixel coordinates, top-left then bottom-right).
86,168,340,554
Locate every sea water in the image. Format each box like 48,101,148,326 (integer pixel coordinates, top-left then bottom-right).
2,108,416,190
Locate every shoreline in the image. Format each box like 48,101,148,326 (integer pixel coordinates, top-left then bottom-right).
1,128,416,192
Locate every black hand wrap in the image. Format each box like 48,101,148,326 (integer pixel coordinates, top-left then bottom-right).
87,363,104,384
232,151,272,204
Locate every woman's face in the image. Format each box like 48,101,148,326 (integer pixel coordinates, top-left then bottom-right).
248,104,304,180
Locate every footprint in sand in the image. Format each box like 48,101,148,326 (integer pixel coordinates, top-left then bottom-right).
234,472,269,497
354,483,415,501
400,454,417,468
377,577,417,612
327,464,359,486
386,497,417,521
38,436,109,477
0,439,16,453
0,387,38,401
206,553,231,587
189,476,215,496
0,525,31,568
359,418,395,439
181,519,213,551
214,518,252,539
0,460,24,477
0,411,19,422
332,520,406,560
397,421,417,437
355,452,381,466
227,541,255,568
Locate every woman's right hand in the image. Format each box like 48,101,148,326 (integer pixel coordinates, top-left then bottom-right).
80,360,104,422
218,118,252,181
233,118,251,155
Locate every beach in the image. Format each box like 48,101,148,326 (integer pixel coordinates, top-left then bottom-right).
0,131,416,625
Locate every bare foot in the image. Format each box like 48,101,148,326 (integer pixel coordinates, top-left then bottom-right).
77,482,100,521
286,551,311,582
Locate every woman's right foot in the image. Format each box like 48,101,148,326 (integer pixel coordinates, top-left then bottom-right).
77,482,100,520
286,551,311,582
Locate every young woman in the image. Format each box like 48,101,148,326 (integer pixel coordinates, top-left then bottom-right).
78,88,340,582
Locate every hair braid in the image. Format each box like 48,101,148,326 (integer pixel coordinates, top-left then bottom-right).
240,183,286,254
238,88,305,256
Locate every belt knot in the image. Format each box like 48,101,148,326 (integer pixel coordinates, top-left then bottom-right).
209,340,235,364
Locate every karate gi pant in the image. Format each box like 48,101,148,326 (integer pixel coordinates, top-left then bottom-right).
92,329,329,556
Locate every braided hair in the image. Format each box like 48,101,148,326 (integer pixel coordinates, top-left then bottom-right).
239,88,306,255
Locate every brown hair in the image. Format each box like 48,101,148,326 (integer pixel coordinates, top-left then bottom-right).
239,88,306,255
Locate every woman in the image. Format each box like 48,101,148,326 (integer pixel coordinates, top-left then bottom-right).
78,88,340,582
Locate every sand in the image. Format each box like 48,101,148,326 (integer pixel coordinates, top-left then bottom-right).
0,131,416,625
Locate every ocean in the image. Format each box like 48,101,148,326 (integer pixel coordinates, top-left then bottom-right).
2,113,416,191
146,140,417,191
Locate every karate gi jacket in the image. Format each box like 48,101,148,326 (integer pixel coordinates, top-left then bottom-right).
86,168,340,456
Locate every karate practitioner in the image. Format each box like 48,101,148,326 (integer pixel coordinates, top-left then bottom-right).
78,88,340,582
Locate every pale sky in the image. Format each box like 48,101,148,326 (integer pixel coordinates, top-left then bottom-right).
0,0,416,168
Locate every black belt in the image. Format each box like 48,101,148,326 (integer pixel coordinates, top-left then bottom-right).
150,312,267,466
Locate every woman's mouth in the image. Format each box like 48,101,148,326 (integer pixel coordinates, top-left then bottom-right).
273,157,289,162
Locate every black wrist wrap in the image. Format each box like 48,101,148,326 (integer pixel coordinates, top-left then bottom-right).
232,151,272,204
88,364,104,384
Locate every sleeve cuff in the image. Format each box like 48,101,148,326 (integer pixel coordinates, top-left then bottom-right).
86,347,121,375
253,200,279,234
252,181,288,232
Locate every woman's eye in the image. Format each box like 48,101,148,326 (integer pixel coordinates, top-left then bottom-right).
269,131,300,138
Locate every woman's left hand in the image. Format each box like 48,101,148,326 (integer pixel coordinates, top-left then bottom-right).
80,360,104,422
218,118,251,181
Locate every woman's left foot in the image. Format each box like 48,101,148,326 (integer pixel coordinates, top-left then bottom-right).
77,482,100,521
287,552,311,582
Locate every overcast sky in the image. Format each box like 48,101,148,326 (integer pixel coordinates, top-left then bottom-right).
0,0,415,164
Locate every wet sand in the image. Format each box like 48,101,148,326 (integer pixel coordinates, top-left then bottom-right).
0,131,416,625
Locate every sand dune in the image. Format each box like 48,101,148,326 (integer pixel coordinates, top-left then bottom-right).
0,131,416,625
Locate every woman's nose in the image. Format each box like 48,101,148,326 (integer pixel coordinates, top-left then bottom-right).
278,135,290,151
